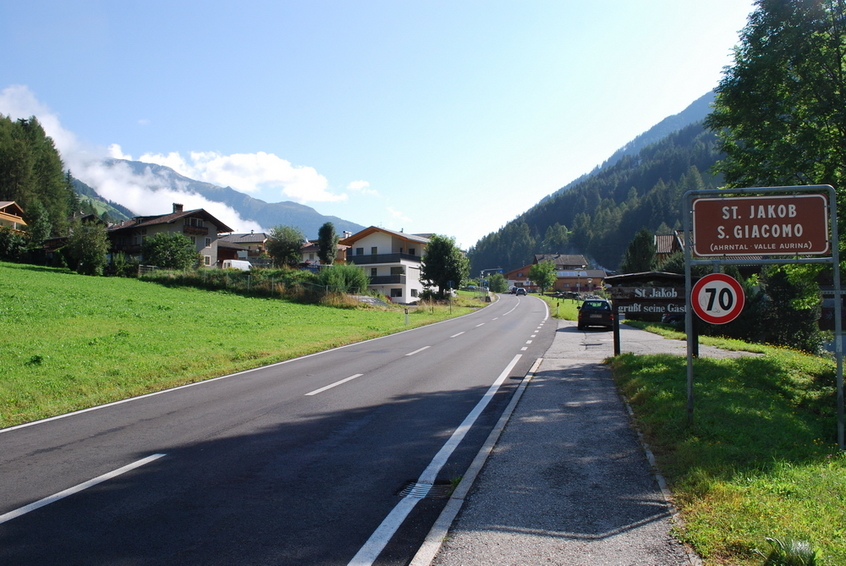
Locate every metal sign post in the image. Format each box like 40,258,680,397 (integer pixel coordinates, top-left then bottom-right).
683,185,843,450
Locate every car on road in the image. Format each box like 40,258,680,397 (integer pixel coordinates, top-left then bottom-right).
515,287,527,296
577,298,614,330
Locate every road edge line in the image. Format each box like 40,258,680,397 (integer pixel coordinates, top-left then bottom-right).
408,356,544,566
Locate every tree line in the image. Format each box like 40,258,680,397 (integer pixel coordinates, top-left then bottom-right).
0,115,75,238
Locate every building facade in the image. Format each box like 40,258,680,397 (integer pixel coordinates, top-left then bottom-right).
340,227,429,303
108,203,234,267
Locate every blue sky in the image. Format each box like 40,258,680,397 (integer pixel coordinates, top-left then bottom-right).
0,1,754,246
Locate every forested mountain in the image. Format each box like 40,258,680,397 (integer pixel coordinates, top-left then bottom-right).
104,159,365,238
543,91,716,202
468,121,723,273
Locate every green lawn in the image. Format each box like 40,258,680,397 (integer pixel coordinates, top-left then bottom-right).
0,262,478,427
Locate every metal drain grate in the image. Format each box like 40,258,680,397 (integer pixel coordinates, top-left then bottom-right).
397,481,454,499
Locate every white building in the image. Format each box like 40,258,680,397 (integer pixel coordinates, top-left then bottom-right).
339,227,430,303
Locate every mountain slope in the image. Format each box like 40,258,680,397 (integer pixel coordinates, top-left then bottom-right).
468,105,723,273
70,178,134,222
101,159,365,238
546,91,715,201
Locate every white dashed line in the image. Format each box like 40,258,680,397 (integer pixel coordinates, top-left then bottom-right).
406,346,431,357
306,374,364,396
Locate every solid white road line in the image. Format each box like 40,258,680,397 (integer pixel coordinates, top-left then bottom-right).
347,354,523,566
0,453,166,525
409,357,544,566
305,374,364,396
405,346,431,357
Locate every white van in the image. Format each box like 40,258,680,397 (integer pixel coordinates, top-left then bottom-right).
222,259,252,271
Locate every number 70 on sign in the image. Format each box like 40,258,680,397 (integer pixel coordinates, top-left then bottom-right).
690,273,746,325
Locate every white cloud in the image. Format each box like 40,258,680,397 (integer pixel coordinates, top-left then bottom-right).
139,149,347,204
74,158,263,233
0,85,340,233
347,180,378,196
108,143,131,160
0,84,92,168
387,206,412,223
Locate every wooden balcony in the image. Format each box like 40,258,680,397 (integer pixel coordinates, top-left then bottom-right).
348,253,420,265
183,225,209,236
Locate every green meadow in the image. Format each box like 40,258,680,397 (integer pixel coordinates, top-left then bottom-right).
0,262,476,427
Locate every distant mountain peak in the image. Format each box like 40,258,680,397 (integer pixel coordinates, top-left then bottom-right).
96,158,364,238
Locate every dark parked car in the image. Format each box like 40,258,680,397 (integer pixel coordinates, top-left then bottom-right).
661,312,685,325
577,299,614,330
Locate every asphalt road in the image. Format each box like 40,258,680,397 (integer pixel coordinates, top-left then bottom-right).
0,294,554,565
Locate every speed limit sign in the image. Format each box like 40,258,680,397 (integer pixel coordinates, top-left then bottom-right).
691,273,745,324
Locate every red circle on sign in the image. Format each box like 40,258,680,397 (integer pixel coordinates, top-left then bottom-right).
691,273,745,324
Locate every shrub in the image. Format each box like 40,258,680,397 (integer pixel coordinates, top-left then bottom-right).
316,263,369,294
0,227,28,261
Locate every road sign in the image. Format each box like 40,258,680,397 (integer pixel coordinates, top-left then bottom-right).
690,273,745,324
692,194,829,256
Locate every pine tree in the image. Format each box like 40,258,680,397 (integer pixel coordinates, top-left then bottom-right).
619,228,656,274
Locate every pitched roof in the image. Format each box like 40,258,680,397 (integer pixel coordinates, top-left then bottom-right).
533,254,587,267
339,226,430,246
109,207,234,234
219,232,269,244
0,201,26,220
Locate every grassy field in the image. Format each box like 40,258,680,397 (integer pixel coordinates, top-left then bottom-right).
0,262,480,427
538,292,844,564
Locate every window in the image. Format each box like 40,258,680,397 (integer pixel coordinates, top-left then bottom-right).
203,255,211,266
411,289,418,297
390,266,405,275
391,288,402,298
408,248,415,255
356,247,364,256
371,246,378,255
205,238,211,247
371,268,377,277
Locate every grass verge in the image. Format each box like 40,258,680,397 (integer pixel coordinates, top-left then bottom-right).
0,262,483,428
608,347,845,565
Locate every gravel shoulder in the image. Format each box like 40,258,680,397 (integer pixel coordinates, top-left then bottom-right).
419,320,748,566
